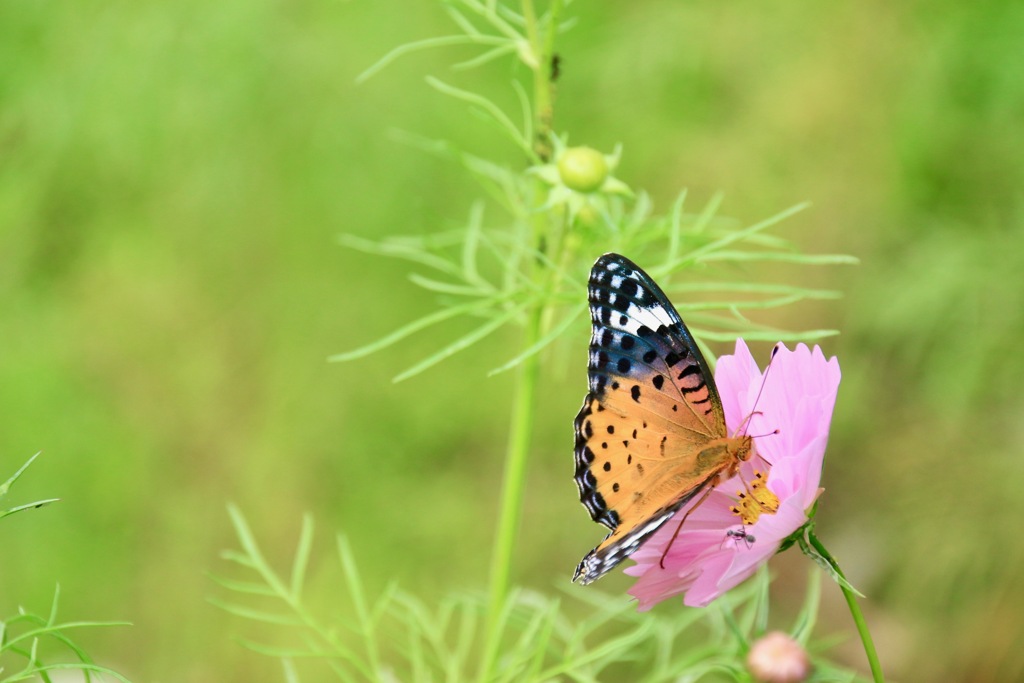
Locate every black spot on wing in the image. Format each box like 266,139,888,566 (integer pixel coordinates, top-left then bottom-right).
586,253,723,416
577,254,727,541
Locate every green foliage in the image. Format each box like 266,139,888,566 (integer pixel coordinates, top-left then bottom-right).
0,457,129,682
0,454,58,522
215,507,865,682
319,0,873,680
0,586,131,683
332,194,852,381
335,0,854,382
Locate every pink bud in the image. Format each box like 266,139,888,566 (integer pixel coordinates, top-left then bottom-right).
746,631,811,683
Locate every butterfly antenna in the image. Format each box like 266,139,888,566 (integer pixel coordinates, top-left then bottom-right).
732,344,782,439
743,344,781,433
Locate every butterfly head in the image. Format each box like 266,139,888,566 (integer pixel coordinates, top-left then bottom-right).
722,434,754,477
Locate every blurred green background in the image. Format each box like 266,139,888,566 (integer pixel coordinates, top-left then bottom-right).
2,0,1023,680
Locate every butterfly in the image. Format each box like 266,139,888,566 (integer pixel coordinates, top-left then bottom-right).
572,253,758,584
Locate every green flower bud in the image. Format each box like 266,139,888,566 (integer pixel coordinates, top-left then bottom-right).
557,146,609,193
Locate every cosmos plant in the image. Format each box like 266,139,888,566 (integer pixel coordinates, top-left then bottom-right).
213,1,883,682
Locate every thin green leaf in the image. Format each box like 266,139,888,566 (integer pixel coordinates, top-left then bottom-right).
336,535,372,635
391,299,529,382
690,328,840,343
206,598,303,626
666,189,688,273
461,202,488,289
0,453,41,499
369,581,400,629
460,0,524,40
282,659,300,683
691,191,724,235
495,3,526,28
226,506,269,573
47,583,60,626
488,302,584,376
208,574,279,597
219,549,259,569
798,531,865,598
338,233,464,278
425,77,536,159
328,296,501,363
387,129,523,213
357,34,508,83
452,42,518,70
233,637,336,659
791,567,822,644
1,663,131,683
522,598,560,682
0,621,131,659
408,273,493,296
697,250,860,266
667,281,842,298
676,293,840,313
290,513,315,599
656,202,810,274
444,5,482,36
512,78,533,149
751,564,772,636
715,597,749,651
449,599,477,683
537,620,656,679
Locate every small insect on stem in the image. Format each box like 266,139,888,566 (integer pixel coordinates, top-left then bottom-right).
722,527,756,549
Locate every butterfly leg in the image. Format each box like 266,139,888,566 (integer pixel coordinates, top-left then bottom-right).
658,485,717,569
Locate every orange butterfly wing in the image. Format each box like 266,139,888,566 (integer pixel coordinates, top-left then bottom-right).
573,253,732,584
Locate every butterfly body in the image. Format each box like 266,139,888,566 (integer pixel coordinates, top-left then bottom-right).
573,253,753,585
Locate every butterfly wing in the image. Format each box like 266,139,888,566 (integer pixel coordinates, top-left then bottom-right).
573,253,729,584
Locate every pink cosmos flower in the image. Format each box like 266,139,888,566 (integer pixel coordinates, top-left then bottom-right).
624,339,841,610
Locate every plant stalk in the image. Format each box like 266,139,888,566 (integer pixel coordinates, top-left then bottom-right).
479,4,563,680
479,301,544,681
523,0,561,159
808,531,885,683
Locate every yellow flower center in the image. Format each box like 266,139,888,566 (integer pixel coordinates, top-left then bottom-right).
729,471,780,525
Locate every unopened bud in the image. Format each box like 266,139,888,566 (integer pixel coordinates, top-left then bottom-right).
557,146,608,193
746,631,810,683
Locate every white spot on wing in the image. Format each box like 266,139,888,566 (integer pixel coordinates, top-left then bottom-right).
615,301,675,335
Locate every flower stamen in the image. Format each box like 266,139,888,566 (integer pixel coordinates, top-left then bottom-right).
730,471,780,525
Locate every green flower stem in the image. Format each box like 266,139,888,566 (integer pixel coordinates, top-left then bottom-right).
479,5,564,680
479,300,544,681
523,0,562,160
808,531,885,683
